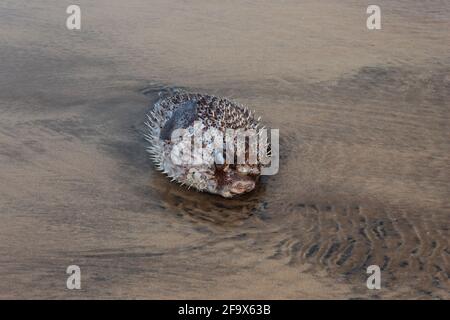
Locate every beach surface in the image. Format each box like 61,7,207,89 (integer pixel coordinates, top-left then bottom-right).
0,0,449,298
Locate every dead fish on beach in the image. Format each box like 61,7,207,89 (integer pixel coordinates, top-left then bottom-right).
144,92,270,198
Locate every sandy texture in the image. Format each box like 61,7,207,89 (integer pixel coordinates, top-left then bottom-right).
0,0,449,299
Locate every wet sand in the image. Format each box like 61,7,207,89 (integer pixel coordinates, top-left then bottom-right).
0,0,449,299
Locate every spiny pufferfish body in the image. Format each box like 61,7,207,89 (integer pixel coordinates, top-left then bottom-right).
144,92,266,198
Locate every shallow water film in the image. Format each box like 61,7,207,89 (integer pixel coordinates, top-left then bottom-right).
0,0,449,299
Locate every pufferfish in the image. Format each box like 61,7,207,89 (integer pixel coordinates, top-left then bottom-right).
144,92,267,198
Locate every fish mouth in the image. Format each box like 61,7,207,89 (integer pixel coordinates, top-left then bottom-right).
229,180,256,195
